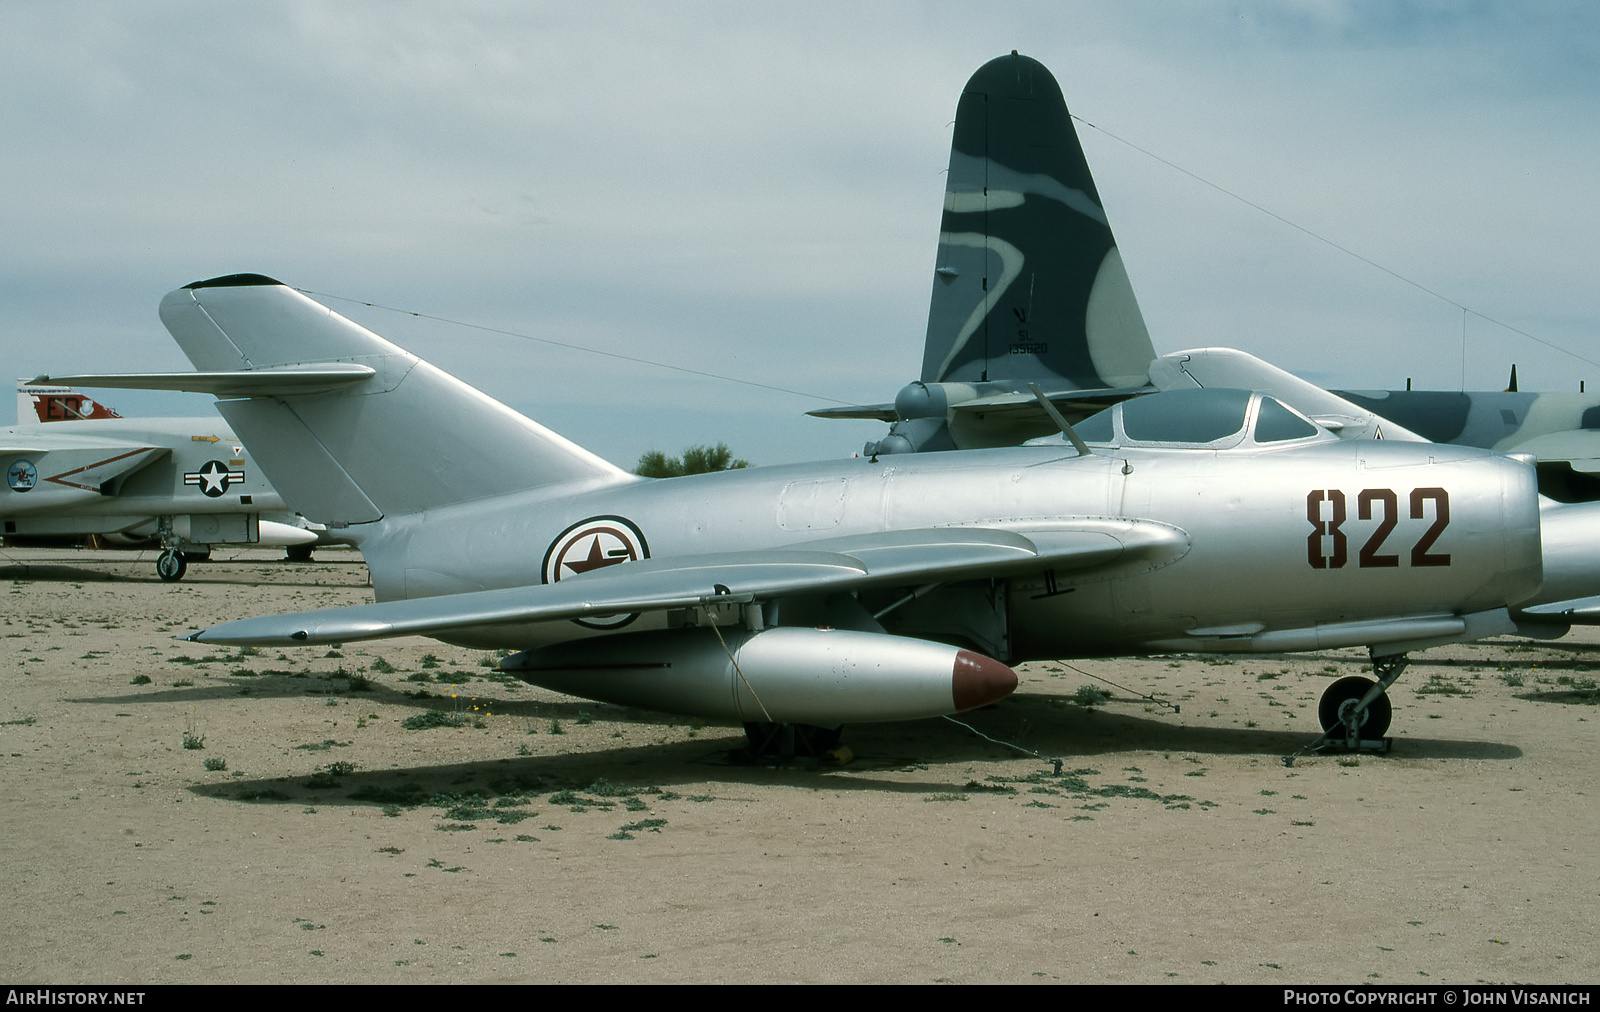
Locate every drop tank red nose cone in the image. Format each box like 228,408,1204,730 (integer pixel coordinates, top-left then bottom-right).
952,650,1018,711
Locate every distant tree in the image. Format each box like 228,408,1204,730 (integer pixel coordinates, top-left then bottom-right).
635,442,751,478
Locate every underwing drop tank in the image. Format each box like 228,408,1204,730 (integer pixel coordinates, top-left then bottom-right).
501,626,1018,725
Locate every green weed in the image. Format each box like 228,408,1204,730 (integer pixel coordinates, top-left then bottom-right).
402,711,464,730
181,714,205,750
1073,685,1112,707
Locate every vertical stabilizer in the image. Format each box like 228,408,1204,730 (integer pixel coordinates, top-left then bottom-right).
16,384,123,425
923,52,1155,390
158,275,633,527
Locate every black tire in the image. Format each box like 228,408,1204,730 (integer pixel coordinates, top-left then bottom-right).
742,722,844,759
156,550,188,582
285,544,315,562
1318,675,1392,738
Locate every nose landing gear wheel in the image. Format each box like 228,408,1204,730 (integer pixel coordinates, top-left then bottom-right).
1286,655,1408,766
156,550,187,582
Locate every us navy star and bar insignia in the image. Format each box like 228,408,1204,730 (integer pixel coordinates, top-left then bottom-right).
185,459,246,497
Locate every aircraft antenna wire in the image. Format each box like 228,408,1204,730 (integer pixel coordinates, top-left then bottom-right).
1072,117,1600,374
939,714,1064,776
1057,659,1180,714
944,658,1178,771
294,289,857,406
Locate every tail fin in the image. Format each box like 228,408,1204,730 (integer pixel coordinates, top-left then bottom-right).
16,383,123,424
158,275,631,526
923,52,1155,390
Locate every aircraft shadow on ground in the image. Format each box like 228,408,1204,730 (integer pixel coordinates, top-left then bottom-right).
0,561,369,590
183,726,1046,808
0,564,135,582
1426,652,1600,675
76,671,1529,765
960,694,1521,762
168,686,1524,816
75,674,746,727
190,751,901,809
1515,688,1600,706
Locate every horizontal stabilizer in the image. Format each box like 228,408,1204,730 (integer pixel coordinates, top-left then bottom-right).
1504,430,1600,474
29,365,377,398
807,385,1138,424
945,385,1142,420
805,402,896,422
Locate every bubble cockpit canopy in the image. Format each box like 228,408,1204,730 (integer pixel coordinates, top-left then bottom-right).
1027,388,1331,450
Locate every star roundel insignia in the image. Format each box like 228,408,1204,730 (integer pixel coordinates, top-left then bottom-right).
185,459,246,498
542,515,650,629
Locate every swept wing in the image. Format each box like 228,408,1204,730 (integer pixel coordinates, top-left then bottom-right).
188,521,1188,646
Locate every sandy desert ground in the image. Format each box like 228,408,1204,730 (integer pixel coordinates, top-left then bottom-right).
0,547,1595,985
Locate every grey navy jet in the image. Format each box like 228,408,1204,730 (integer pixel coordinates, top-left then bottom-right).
41,274,1600,754
814,52,1600,503
3,383,318,579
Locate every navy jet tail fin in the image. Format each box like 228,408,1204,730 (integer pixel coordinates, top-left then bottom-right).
16,384,124,425
153,275,632,527
923,51,1155,390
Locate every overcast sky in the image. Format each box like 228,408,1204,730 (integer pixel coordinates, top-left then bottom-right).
4,2,1596,467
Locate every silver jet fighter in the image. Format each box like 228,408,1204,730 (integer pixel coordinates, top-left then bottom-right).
824,52,1600,503
52,275,1547,751
3,384,317,579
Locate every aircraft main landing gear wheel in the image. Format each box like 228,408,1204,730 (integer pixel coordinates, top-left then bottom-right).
156,550,187,582
1318,675,1392,739
284,545,314,562
741,722,845,762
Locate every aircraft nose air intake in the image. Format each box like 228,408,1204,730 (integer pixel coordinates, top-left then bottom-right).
952,650,1018,711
